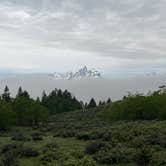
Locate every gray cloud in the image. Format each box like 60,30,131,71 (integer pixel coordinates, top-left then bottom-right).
0,0,166,74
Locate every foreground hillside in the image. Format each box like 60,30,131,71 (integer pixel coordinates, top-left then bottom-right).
1,109,166,166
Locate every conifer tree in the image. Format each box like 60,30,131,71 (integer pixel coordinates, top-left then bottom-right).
22,90,30,99
16,87,23,98
16,87,30,99
87,98,97,109
99,101,102,106
2,86,11,102
36,97,40,103
41,91,47,106
107,98,112,104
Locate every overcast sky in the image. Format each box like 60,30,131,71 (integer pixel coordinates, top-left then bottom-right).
0,0,166,76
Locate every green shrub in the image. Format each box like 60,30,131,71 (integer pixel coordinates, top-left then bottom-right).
11,133,29,141
62,156,97,166
134,147,152,166
0,152,19,166
43,143,58,153
85,141,108,155
150,151,166,166
93,147,135,165
1,144,22,154
54,130,78,138
77,132,91,140
0,143,22,166
40,152,59,164
32,132,43,141
78,156,97,166
20,147,39,157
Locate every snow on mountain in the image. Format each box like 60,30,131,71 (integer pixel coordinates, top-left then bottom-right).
51,66,101,80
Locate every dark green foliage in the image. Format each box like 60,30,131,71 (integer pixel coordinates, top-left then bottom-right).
134,147,152,166
36,97,40,103
0,86,83,130
77,130,106,141
0,143,22,166
93,148,135,165
20,147,39,157
2,86,11,102
85,141,107,154
32,132,43,141
54,129,78,138
16,87,30,99
41,91,47,105
1,109,166,165
0,152,19,166
0,86,49,128
16,87,23,98
62,156,97,166
1,85,166,165
107,97,112,104
40,152,60,164
104,91,166,121
1,144,21,154
11,133,29,141
87,98,97,109
43,143,58,153
0,144,39,165
41,89,82,114
13,97,48,126
0,100,15,130
150,151,166,166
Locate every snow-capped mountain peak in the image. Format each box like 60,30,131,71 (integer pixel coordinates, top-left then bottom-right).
51,66,101,80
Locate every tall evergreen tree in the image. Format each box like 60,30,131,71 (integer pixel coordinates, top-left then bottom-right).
107,98,112,104
22,90,30,99
87,98,97,109
99,101,102,106
41,91,47,106
57,89,62,97
84,102,88,109
36,97,40,103
16,87,23,98
16,87,30,99
2,86,11,102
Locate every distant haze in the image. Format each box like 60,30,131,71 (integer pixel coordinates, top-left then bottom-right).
0,75,165,102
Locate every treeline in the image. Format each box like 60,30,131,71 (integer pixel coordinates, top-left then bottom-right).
0,86,105,130
105,86,166,121
0,86,49,130
41,89,82,114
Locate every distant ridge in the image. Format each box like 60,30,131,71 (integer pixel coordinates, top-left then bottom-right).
50,66,101,80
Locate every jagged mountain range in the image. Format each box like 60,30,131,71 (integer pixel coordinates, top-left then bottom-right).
50,66,101,80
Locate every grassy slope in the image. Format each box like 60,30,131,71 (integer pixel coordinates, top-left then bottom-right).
1,109,166,165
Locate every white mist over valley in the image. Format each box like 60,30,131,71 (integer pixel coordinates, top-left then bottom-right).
0,73,165,102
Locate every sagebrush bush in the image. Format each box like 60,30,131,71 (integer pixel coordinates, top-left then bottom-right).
11,132,29,141
43,143,58,154
93,147,136,165
85,141,108,155
20,147,39,157
32,132,43,141
134,147,152,166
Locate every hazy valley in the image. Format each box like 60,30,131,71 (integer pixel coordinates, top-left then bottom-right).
0,74,165,102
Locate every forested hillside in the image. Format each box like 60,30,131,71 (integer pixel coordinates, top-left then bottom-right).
0,85,166,165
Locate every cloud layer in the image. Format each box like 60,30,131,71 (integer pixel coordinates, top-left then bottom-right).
0,0,166,75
